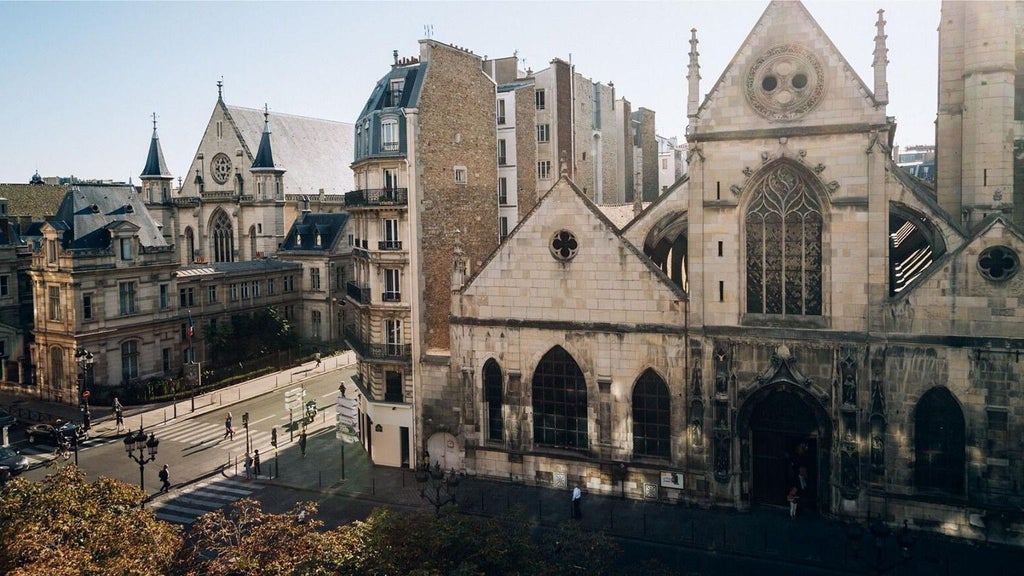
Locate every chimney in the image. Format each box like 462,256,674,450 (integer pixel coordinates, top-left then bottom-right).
393,50,399,65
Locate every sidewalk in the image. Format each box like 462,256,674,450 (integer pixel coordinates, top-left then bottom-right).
5,352,1023,575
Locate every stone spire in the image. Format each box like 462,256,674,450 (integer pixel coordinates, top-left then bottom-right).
251,104,277,170
872,9,889,105
141,112,171,178
686,28,701,123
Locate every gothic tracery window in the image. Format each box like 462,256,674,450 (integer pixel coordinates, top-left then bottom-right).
532,346,588,451
632,369,671,459
914,387,965,495
484,359,504,442
746,164,822,316
211,210,234,263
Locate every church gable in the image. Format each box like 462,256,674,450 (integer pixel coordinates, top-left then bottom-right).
696,0,884,134
179,101,247,197
459,177,685,326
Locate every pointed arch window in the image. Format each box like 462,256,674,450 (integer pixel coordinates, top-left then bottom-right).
632,369,671,459
914,387,965,495
49,346,66,391
532,346,588,451
249,225,257,259
484,359,504,442
211,211,234,263
185,227,195,264
746,164,822,316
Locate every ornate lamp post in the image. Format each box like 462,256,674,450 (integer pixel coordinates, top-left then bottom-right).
123,429,159,490
74,348,95,428
414,461,462,517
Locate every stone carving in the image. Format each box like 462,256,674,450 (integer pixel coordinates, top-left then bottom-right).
745,44,827,121
714,347,729,395
689,400,704,448
839,354,858,407
840,445,860,497
813,163,826,174
743,166,753,178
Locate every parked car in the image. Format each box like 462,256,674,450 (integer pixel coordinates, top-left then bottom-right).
0,407,16,429
0,446,29,474
25,420,87,446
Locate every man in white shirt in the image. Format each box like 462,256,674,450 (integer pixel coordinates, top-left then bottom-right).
572,484,582,520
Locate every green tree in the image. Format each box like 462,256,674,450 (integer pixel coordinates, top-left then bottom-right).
0,466,182,576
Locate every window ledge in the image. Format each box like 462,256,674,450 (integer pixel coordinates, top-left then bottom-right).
741,314,828,329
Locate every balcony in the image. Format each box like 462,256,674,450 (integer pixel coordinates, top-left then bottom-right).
378,240,403,251
346,281,371,305
345,188,408,207
344,326,412,363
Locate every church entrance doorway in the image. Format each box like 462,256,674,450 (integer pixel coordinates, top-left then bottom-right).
745,387,827,513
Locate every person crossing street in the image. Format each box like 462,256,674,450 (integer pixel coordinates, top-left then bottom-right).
158,465,171,493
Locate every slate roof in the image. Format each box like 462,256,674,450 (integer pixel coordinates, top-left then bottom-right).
225,104,354,195
357,63,426,118
175,258,301,278
49,184,168,250
0,183,68,219
279,212,349,251
251,116,277,170
141,128,171,178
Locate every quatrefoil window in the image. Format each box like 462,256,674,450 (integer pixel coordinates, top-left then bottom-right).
550,230,578,261
977,246,1019,282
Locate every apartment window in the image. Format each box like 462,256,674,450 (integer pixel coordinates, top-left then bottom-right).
662,158,668,169
382,168,399,191
284,275,295,292
284,305,295,320
500,216,509,241
389,78,405,107
538,160,552,179
119,237,132,260
382,219,400,249
535,89,546,110
385,319,402,356
48,286,61,321
311,267,321,291
498,139,507,166
385,370,403,402
179,287,195,308
159,284,169,309
454,166,467,184
252,280,260,297
162,348,171,373
498,177,508,205
496,99,506,125
0,275,8,297
229,283,239,301
241,282,250,299
118,282,137,315
207,285,217,303
82,294,93,320
267,278,275,295
312,310,322,338
121,340,139,382
381,117,399,151
383,269,401,302
537,124,550,143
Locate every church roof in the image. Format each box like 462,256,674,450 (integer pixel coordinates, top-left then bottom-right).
223,103,354,195
48,183,168,250
141,127,171,178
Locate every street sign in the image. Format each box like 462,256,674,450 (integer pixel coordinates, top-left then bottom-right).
284,388,305,412
335,391,359,443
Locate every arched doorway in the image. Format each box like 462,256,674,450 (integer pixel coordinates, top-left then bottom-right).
739,384,831,513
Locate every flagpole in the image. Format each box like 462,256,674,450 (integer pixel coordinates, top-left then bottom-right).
188,309,196,412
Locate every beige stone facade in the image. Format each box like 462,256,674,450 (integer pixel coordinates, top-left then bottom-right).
445,0,1024,539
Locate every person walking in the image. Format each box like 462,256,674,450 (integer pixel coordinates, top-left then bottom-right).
113,398,125,432
253,449,262,477
787,486,800,519
314,350,322,367
224,412,234,440
571,484,583,520
299,431,307,458
159,465,171,493
243,452,253,480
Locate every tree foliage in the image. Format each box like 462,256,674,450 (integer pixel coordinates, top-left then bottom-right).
0,466,182,576
206,307,295,364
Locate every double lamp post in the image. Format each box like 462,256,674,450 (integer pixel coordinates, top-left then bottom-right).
74,347,94,430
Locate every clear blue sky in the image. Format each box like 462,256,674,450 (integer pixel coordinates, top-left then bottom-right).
0,0,939,184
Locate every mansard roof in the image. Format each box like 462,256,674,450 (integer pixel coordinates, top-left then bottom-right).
279,212,349,252
48,183,167,250
357,63,426,120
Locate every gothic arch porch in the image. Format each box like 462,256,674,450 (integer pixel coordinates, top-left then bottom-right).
737,382,833,514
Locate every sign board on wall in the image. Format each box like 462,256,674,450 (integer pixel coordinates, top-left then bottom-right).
660,471,684,489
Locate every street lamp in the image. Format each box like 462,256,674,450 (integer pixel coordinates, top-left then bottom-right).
74,348,95,429
414,461,462,517
123,429,159,491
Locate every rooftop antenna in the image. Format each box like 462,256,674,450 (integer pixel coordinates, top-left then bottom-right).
217,77,224,100
424,24,433,39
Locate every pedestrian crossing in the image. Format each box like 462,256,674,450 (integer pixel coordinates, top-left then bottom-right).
151,420,278,454
150,476,258,525
16,435,120,468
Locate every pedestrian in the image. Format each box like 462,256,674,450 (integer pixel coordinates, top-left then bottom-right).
113,397,123,412
159,464,171,493
114,407,125,432
244,452,253,480
571,484,583,520
314,351,322,367
82,409,91,432
253,449,261,477
299,431,307,458
787,486,799,519
224,412,234,440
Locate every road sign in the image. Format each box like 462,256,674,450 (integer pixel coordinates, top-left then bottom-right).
284,388,305,412
335,391,359,443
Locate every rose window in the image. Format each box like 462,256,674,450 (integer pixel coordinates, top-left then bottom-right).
550,230,578,261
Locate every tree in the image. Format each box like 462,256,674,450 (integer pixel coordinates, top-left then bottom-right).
0,466,182,576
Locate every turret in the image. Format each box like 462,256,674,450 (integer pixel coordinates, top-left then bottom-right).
140,113,173,204
250,104,286,201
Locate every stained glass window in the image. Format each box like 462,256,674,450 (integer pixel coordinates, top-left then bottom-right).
532,346,588,451
632,369,671,459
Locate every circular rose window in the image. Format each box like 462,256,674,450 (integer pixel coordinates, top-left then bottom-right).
745,44,826,122
211,153,232,184
977,246,1020,282
550,230,578,261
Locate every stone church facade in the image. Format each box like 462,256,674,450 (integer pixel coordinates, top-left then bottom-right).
443,1,1024,536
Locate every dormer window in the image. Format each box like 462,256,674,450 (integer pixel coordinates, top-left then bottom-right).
120,238,133,260
381,117,399,152
389,79,405,107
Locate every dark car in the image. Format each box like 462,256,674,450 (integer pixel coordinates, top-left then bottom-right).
25,421,88,446
0,407,16,429
0,446,30,474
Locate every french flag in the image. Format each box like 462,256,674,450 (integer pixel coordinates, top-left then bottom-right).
188,310,195,339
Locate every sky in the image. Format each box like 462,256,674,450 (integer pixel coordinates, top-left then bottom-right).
0,0,940,184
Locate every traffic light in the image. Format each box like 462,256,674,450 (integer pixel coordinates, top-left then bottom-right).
271,427,278,447
242,412,249,429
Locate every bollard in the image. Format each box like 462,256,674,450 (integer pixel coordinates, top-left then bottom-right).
319,471,322,489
